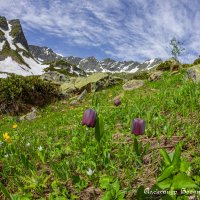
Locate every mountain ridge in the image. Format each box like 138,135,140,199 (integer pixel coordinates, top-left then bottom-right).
1,16,162,78
29,45,162,73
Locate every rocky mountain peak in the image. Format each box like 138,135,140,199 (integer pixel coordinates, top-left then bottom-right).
30,44,162,73
0,16,8,31
29,45,63,62
0,16,48,77
9,19,29,50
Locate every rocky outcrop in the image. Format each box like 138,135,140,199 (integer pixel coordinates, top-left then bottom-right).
60,72,123,95
40,71,70,84
186,65,200,83
156,58,181,72
9,19,29,50
60,82,76,94
74,73,121,92
65,56,82,65
148,71,163,81
122,80,144,90
29,45,63,62
44,59,86,77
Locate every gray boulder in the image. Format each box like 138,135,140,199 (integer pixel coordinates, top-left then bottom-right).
60,72,122,95
186,65,200,83
148,71,163,81
18,107,37,121
60,82,76,94
74,72,121,92
123,80,144,90
77,89,88,101
41,71,70,84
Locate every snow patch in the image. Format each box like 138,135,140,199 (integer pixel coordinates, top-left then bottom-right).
146,59,156,69
38,58,44,62
19,52,48,75
0,22,16,50
80,58,88,64
44,48,49,55
0,41,5,51
69,65,80,75
0,57,31,76
55,52,64,57
128,65,140,73
16,43,27,51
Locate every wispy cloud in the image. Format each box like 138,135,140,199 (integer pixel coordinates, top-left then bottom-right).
0,0,200,62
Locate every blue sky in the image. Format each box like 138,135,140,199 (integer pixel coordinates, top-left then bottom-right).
0,0,200,63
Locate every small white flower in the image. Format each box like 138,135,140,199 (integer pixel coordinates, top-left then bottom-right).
4,154,9,158
86,168,95,176
26,142,30,147
107,153,111,159
38,146,43,151
164,126,167,131
0,141,3,146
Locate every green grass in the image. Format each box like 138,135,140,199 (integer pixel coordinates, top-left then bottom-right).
0,70,199,199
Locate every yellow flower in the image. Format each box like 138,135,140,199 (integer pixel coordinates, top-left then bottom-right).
3,132,9,139
12,124,17,129
3,133,12,143
109,94,112,97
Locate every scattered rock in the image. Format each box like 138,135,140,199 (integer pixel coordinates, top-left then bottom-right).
69,100,79,106
122,80,144,90
170,70,179,75
41,71,70,84
186,64,200,83
60,82,76,95
148,71,163,81
74,73,109,92
17,107,37,121
77,89,88,101
60,72,122,95
69,77,77,83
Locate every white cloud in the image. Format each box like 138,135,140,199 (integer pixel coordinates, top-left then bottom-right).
0,0,200,63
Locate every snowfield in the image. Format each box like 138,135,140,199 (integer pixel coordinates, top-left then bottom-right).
0,56,48,76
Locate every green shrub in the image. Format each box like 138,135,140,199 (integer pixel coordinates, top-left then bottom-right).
156,60,182,71
129,70,150,80
156,60,174,71
113,71,150,80
0,75,61,114
192,57,200,65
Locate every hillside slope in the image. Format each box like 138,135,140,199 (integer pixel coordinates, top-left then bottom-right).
0,69,199,199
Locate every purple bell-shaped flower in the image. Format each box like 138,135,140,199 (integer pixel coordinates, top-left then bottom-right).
82,108,97,128
114,98,121,106
131,118,145,135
